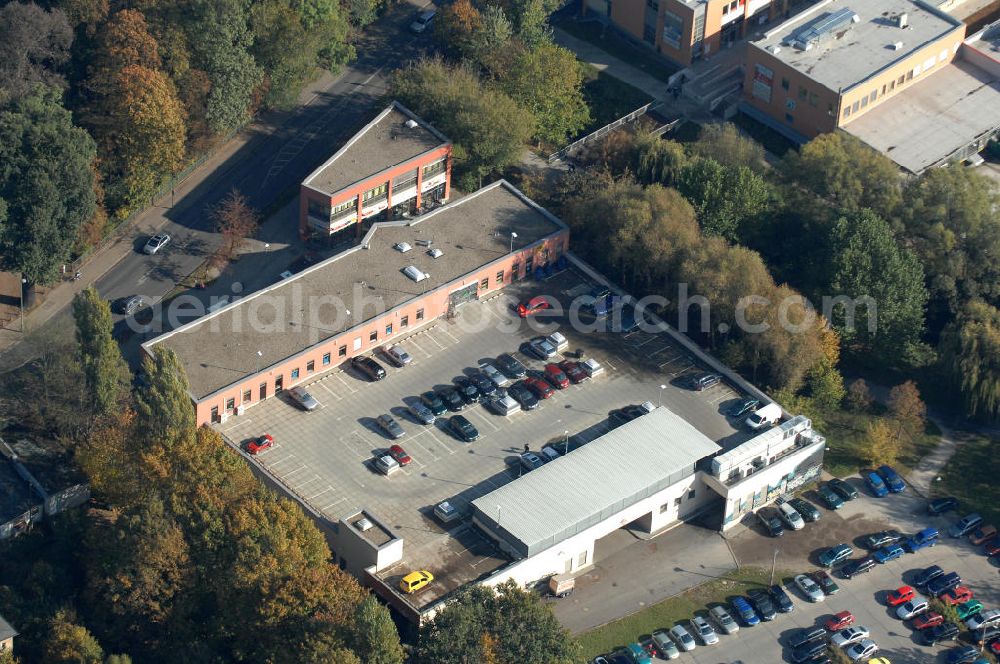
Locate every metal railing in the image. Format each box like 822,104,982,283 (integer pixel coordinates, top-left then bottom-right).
547,102,654,164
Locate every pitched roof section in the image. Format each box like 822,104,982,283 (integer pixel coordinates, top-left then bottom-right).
0,613,17,642
472,408,721,557
303,101,450,196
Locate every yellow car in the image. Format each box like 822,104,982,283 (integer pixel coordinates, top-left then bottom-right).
868,658,891,664
400,570,434,594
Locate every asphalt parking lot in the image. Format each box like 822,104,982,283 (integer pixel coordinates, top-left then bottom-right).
217,266,752,604
651,477,1000,664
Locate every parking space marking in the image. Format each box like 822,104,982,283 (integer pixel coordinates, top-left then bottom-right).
341,430,377,461
632,335,660,348
423,332,446,350
466,408,501,433
307,486,336,501
316,381,342,400
407,336,434,358
437,326,460,345
333,373,359,393
406,429,445,462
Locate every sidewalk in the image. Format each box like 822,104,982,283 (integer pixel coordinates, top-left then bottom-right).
553,27,671,104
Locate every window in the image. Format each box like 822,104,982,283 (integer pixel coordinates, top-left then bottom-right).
422,160,446,178
338,345,347,357
881,84,887,96
385,324,392,335
353,337,362,351
688,488,696,500
259,383,267,400
906,70,913,81
780,77,789,90
211,406,219,421
730,0,737,10
512,261,520,276
674,496,683,507
496,270,504,285
860,96,867,109
306,360,315,373
898,74,905,86
869,90,877,103
369,330,377,342
642,24,655,44
416,308,425,321
362,182,388,202
890,79,896,91
797,86,807,100
307,199,330,220
808,92,818,107
785,99,796,110
660,503,670,514
243,389,251,403
291,368,300,379
662,10,682,48
843,106,851,119
331,199,355,217
400,315,409,329
645,0,657,8
480,277,489,291
323,353,331,366
785,112,794,123
852,100,860,113
722,3,729,13
225,397,235,411
525,256,533,273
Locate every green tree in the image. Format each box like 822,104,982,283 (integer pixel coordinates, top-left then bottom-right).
417,580,579,664
496,42,589,146
634,133,687,186
0,2,73,101
940,299,1000,418
44,610,105,664
433,0,482,59
135,346,195,449
352,594,404,664
827,209,927,360
496,0,559,45
471,5,514,65
72,287,131,418
0,85,97,286
690,122,765,171
677,157,771,241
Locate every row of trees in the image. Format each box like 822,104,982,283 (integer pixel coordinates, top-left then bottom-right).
391,0,590,188
0,0,363,290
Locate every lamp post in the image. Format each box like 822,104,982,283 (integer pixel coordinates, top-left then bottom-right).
19,276,27,333
510,231,518,253
563,429,570,455
658,384,667,408
255,350,263,374
264,242,270,254
770,547,780,586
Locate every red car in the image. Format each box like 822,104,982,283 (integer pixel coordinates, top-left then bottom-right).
826,611,855,631
558,360,588,384
913,612,945,630
986,540,1000,556
389,444,411,466
516,296,552,318
543,363,570,389
524,376,554,399
991,639,1000,656
887,586,915,606
248,434,274,455
941,586,973,606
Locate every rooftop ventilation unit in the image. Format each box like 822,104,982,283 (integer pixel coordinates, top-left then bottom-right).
785,7,859,51
428,248,443,258
404,119,418,129
354,517,373,532
394,242,412,253
897,12,908,28
415,239,433,247
402,265,428,282
891,41,904,50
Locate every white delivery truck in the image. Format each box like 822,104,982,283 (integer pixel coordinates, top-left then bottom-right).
745,402,781,430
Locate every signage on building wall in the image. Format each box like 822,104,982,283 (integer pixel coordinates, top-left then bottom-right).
361,199,389,218
752,63,774,103
328,215,357,233
421,173,446,192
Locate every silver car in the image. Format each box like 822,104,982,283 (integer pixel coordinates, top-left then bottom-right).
288,386,318,411
143,232,170,255
650,630,680,659
406,402,435,425
709,605,739,634
845,638,878,661
376,414,404,439
669,624,696,652
480,362,510,387
527,336,557,359
690,615,719,645
895,599,928,620
382,344,412,367
831,625,870,647
793,574,824,602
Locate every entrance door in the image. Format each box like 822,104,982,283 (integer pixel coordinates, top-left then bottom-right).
274,374,283,392
448,283,479,312
259,382,267,401
210,406,219,422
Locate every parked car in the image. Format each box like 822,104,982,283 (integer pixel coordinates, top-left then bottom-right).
844,639,878,661
143,232,171,254
896,599,930,620
352,356,386,381
558,359,588,383
543,363,570,389
819,543,853,567
877,464,906,492
831,625,870,647
524,376,554,400
519,452,544,472
956,600,983,622
794,574,824,602
452,376,481,405
539,444,563,462
828,478,859,501
812,571,839,595
788,626,826,649
709,605,739,634
120,295,145,316
924,622,960,645
407,401,436,425
436,387,465,412
873,543,905,563
376,414,404,439
729,596,760,625
727,397,760,418
945,646,981,664
495,353,528,379
525,336,557,360
247,434,273,455
388,444,411,466
757,507,784,537
517,295,552,317
970,525,997,545
688,373,721,391
949,513,983,538
914,565,945,589
865,530,905,550
745,402,781,430
448,415,479,442
789,497,821,522
689,615,719,645
941,586,974,606
777,501,805,530
927,572,961,597
288,386,319,411
615,644,650,664
747,589,777,620
770,584,794,613
484,391,521,416
399,570,433,594
419,391,447,416
668,624,696,651
913,612,945,630
480,362,510,387
790,640,827,664
650,630,680,660
966,608,1000,631
841,557,877,579
816,484,845,510
906,527,941,552
381,344,412,367
928,496,959,515
865,471,889,497
581,357,604,378
826,611,855,631
373,455,400,476
887,586,916,606
408,8,436,33
507,381,539,410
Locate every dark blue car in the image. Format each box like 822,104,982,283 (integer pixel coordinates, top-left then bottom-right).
873,542,905,563
878,465,906,493
730,596,760,626
865,471,889,497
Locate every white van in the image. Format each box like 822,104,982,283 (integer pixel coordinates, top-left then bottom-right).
546,331,568,353
746,402,781,430
374,455,400,475
777,501,804,530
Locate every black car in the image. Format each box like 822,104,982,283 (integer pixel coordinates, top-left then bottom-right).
928,496,959,515
747,589,777,621
914,565,945,589
495,353,528,379
452,376,481,405
436,387,465,412
609,405,646,428
469,372,497,397
770,584,794,613
923,622,960,645
927,571,961,596
419,391,447,416
790,640,827,663
789,497,821,523
948,646,982,664
840,556,877,579
865,530,904,550
757,507,784,537
508,381,539,410
828,478,859,501
728,397,760,418
449,415,479,442
352,356,386,381
788,627,826,649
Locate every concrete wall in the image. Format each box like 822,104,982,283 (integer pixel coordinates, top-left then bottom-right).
962,22,1000,78
43,483,90,517
195,231,570,425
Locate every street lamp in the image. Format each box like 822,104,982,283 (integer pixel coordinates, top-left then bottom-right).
563,429,570,455
19,276,26,333
657,384,667,408
510,231,518,253
264,242,270,254
770,547,780,586
254,349,263,374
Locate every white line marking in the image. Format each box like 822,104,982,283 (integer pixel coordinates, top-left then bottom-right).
424,333,446,350
438,327,460,344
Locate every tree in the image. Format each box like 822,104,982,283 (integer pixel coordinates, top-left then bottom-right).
44,610,105,664
634,133,687,186
495,42,589,146
690,122,765,172
940,299,1000,418
847,378,873,412
676,157,771,241
351,595,404,664
417,580,579,664
827,209,927,360
0,86,97,286
495,0,559,45
135,346,195,450
72,287,131,419
887,380,926,441
433,0,482,58
213,188,260,261
0,2,73,101
860,418,901,467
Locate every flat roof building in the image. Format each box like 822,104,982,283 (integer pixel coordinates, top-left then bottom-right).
299,102,452,243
